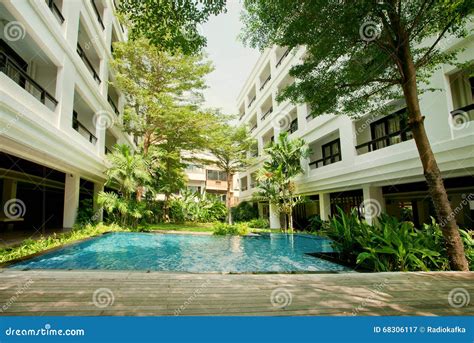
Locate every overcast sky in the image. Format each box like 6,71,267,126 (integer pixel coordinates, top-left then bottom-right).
201,0,261,115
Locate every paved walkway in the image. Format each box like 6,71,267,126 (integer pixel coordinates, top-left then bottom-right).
0,270,472,316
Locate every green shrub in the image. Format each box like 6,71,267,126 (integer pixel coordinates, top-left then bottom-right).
307,214,324,232
76,198,95,225
231,201,258,222
213,222,249,236
0,223,126,263
169,199,186,223
323,208,460,271
247,218,269,229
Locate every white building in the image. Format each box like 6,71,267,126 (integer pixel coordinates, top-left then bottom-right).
0,0,136,233
237,36,474,229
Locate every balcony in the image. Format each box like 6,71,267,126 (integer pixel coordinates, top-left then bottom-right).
77,44,101,84
91,0,105,30
259,74,271,91
108,96,119,116
355,109,413,155
73,111,97,145
261,106,273,121
276,48,290,68
247,95,256,108
449,70,474,126
0,51,58,111
308,135,341,170
105,129,117,154
45,0,65,24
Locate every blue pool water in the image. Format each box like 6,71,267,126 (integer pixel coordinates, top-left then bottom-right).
10,232,350,272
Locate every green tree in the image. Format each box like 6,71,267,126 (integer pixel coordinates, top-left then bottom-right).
241,0,473,270
256,133,310,231
110,38,217,210
208,124,255,223
117,0,226,54
110,38,213,156
98,145,152,227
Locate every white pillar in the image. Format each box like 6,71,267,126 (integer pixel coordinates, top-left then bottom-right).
269,203,281,229
2,179,17,207
319,192,331,220
362,185,386,225
93,182,104,222
63,173,80,228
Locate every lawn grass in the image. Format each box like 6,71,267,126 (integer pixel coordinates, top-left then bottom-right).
143,222,214,232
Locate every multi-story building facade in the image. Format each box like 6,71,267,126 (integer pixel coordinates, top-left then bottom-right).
0,0,135,234
237,35,474,229
184,152,237,206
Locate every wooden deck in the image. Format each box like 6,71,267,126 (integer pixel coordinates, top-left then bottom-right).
0,270,472,316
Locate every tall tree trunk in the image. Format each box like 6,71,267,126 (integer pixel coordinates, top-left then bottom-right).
399,38,468,271
226,172,233,224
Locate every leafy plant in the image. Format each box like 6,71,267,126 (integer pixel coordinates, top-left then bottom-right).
231,201,258,222
323,208,455,272
75,198,95,225
0,223,127,263
254,132,310,231
213,222,249,236
247,218,270,229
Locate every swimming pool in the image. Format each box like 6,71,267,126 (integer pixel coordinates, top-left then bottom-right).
10,232,350,273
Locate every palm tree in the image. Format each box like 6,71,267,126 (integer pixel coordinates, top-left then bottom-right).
256,132,310,231
105,144,151,200
98,145,152,227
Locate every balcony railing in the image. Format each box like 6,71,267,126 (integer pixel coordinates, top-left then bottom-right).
108,96,120,116
72,111,97,145
91,0,105,30
309,154,342,169
250,123,257,133
451,103,474,120
261,106,273,121
239,112,245,120
77,44,101,84
45,0,65,24
247,95,256,108
355,129,412,154
259,74,271,91
276,48,290,68
0,51,58,111
105,146,113,154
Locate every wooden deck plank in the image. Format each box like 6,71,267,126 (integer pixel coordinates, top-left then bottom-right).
0,270,472,316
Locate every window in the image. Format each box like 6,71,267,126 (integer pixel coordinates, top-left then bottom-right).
370,108,412,150
240,177,248,191
322,139,341,166
288,118,298,134
207,170,227,181
450,70,474,122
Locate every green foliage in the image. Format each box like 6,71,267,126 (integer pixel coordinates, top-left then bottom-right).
231,201,258,222
168,191,227,223
207,123,256,223
322,208,468,271
247,218,270,229
0,223,126,263
307,214,324,232
255,132,310,230
213,222,249,236
75,198,95,225
97,192,152,229
118,0,226,54
241,1,474,118
105,144,151,199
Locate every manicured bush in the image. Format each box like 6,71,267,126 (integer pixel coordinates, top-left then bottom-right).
323,207,473,271
247,218,270,229
212,222,249,236
231,201,258,222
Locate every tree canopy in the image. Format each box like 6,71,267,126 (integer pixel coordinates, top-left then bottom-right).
117,0,227,54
